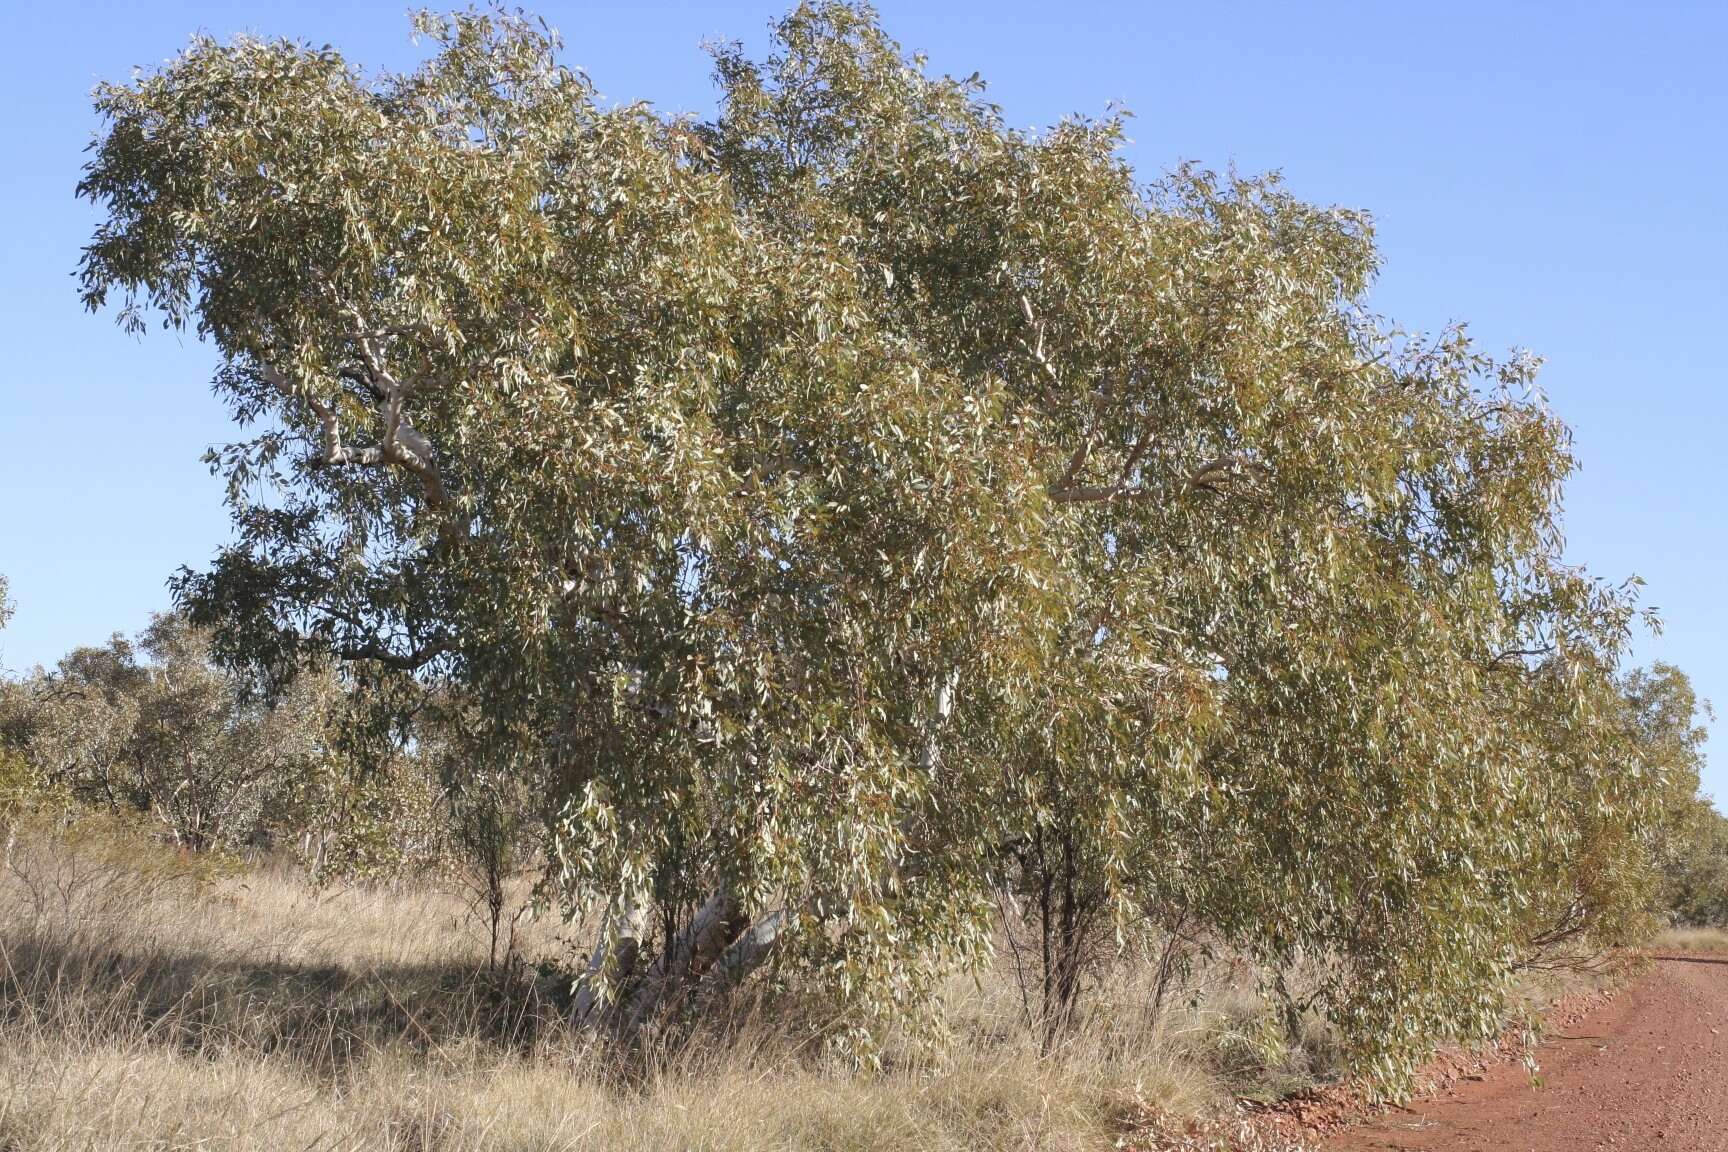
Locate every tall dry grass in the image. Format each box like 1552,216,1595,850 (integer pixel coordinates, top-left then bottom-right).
1653,925,1728,954
0,822,1330,1151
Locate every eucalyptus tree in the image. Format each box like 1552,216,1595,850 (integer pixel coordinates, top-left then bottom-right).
79,2,1664,1070
1668,795,1728,928
1615,663,1721,928
5,615,333,851
11,633,149,821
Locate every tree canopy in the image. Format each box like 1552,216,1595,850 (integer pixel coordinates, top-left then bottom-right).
0,614,345,851
77,2,1682,1074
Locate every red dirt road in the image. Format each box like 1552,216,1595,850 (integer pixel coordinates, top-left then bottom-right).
1329,956,1728,1151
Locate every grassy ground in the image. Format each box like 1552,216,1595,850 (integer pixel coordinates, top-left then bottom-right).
1653,925,1728,953
0,822,1550,1151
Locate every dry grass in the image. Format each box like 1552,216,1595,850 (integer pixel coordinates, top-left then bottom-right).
1653,925,1728,954
0,822,1336,1151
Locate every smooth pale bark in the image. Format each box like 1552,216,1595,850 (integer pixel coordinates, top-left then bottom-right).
570,890,789,1033
571,894,794,1032
622,887,748,1029
572,893,650,1024
692,908,788,1014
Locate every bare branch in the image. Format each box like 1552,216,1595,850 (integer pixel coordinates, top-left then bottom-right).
334,636,453,671
257,341,457,531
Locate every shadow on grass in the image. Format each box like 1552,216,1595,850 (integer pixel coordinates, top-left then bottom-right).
0,931,564,1075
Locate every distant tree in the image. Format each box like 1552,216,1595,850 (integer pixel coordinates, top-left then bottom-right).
0,576,36,819
77,2,1669,1073
1611,663,1724,928
11,633,147,819
6,614,332,851
1667,799,1728,928
290,730,454,883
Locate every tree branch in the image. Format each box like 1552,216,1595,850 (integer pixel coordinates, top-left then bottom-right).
334,636,453,671
257,338,459,535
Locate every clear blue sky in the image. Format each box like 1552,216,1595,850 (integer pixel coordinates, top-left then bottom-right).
1,2,1721,801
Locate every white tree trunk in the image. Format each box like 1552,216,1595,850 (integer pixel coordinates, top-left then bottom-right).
693,908,788,1013
572,892,650,1023
623,886,747,1029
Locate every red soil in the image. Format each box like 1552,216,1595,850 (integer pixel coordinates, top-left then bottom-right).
1327,956,1728,1151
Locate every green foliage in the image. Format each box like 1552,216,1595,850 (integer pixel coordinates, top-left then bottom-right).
74,1,1691,1081
1667,800,1728,927
255,670,455,881
0,741,50,823
1617,664,1727,927
418,695,546,966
